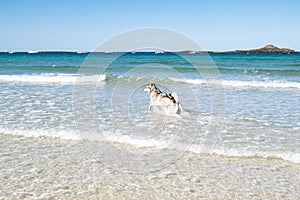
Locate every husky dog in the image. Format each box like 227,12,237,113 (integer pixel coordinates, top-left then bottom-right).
144,83,183,115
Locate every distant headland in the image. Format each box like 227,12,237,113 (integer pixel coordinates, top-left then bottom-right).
180,45,297,54
232,44,295,53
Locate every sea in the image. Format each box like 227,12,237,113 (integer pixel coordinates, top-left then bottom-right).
0,51,299,170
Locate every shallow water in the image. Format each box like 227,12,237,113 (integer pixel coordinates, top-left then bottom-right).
0,52,299,165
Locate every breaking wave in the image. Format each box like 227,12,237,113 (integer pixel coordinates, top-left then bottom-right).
1,73,299,89
1,128,299,164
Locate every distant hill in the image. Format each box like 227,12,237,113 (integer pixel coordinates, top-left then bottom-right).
178,45,296,54
232,45,295,53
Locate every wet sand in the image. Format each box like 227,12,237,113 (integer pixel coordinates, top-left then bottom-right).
1,134,299,199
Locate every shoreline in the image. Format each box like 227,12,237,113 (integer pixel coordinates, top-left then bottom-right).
1,134,299,199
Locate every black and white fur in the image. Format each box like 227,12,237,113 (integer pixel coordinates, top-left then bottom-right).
144,83,183,115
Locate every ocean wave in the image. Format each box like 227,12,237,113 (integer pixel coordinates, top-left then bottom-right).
171,78,300,89
3,63,300,76
0,73,299,89
105,134,171,148
0,128,80,140
104,135,300,164
208,147,300,164
100,74,300,89
0,74,106,85
1,129,299,164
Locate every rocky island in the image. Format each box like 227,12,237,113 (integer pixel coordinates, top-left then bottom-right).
179,45,297,54
233,44,295,53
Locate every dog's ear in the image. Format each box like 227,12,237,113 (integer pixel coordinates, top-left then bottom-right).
150,83,155,88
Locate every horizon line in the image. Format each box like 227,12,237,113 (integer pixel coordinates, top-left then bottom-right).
1,50,299,53
1,44,298,53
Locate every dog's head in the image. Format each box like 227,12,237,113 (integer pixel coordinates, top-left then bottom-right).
144,83,156,93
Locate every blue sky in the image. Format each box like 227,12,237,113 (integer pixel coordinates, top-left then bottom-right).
1,0,299,51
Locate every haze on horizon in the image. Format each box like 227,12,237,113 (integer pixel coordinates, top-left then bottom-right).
0,0,299,52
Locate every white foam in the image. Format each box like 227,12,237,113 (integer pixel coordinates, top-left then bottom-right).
91,135,300,164
28,50,39,54
208,148,300,164
99,135,300,163
1,128,299,163
0,128,81,140
0,74,106,85
105,134,170,148
171,78,300,89
0,127,170,148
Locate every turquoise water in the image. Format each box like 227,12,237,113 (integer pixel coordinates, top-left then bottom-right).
0,52,299,163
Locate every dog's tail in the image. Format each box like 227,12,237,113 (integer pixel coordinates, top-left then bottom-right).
171,92,179,103
171,92,183,114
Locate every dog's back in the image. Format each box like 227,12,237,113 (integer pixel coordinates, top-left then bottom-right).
144,83,183,115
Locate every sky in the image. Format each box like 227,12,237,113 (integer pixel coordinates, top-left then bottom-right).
1,0,300,51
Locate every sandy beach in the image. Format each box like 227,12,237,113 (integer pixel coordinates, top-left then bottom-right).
1,134,299,199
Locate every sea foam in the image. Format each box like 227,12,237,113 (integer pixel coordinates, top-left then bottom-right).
0,128,81,140
208,147,300,164
170,78,300,89
1,128,299,164
0,74,106,85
